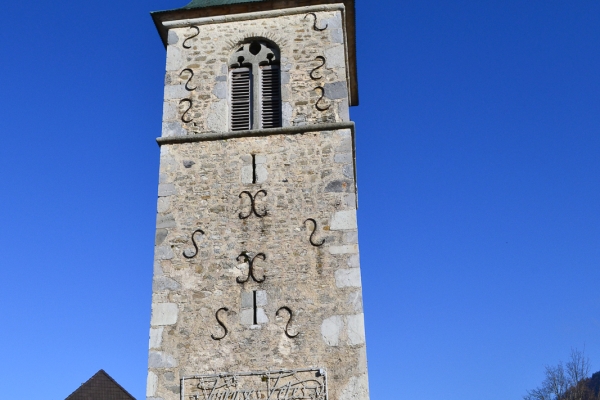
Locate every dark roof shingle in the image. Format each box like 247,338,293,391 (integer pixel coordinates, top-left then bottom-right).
65,369,136,400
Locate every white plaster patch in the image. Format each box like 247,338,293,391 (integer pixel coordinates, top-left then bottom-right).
330,210,357,230
149,327,164,349
321,315,344,346
151,303,179,326
347,314,366,345
146,371,158,397
329,245,359,255
335,269,362,288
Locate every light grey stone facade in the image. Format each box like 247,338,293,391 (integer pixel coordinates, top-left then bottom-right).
148,3,368,400
161,8,350,137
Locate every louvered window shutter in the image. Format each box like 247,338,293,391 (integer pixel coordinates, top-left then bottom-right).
230,67,252,131
260,65,282,129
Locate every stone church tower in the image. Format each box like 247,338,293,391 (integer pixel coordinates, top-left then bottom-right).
148,1,368,399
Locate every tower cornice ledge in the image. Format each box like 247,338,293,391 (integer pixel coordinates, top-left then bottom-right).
156,121,355,146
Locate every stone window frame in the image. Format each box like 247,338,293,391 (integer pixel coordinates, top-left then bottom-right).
229,39,282,131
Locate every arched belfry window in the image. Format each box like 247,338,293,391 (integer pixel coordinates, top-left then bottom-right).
229,40,281,131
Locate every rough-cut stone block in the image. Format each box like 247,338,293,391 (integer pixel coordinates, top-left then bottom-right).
164,85,188,100
282,102,293,126
147,371,158,397
334,153,352,164
256,308,269,324
149,327,164,349
343,231,358,244
347,291,363,312
151,303,178,326
240,308,269,325
338,98,350,121
156,214,175,230
161,121,186,138
336,137,352,152
347,313,366,345
163,102,177,120
256,290,267,306
325,180,353,192
158,183,178,197
165,46,182,71
340,375,369,400
155,229,168,246
255,165,268,183
331,28,344,43
343,164,354,178
240,309,254,325
347,254,360,268
343,193,356,207
149,351,178,368
213,81,227,99
155,246,174,260
167,30,179,45
321,315,344,346
335,268,362,288
207,100,227,132
157,197,170,213
324,81,348,100
153,276,180,291
325,45,345,69
330,210,357,230
241,292,253,308
241,165,253,184
329,245,359,254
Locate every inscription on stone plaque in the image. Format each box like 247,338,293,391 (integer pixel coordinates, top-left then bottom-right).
182,369,327,400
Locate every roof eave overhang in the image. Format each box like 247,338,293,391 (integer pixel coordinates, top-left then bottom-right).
151,0,359,106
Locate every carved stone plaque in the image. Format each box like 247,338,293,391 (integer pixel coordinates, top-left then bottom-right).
182,368,327,400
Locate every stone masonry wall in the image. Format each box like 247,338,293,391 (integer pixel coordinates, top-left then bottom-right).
161,9,349,137
147,128,369,400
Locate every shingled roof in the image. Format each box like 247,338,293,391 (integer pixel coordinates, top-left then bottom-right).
65,369,136,400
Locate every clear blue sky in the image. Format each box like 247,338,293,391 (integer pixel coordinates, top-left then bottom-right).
1,1,598,399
